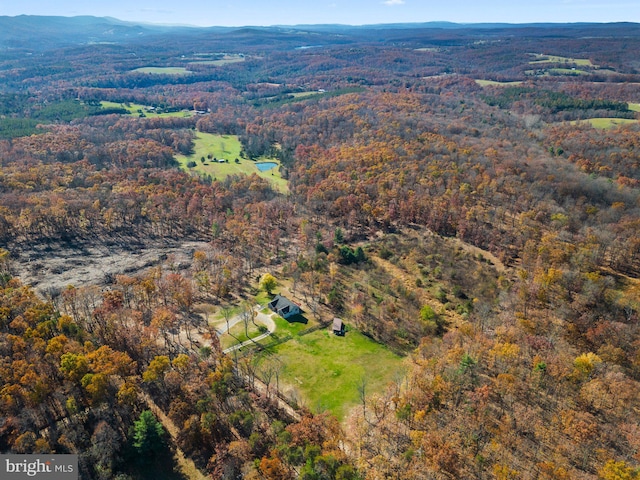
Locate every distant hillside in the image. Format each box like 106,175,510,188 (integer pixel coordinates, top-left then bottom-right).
0,15,197,51
1,15,639,53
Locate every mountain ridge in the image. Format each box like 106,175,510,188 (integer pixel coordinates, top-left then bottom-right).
1,15,639,52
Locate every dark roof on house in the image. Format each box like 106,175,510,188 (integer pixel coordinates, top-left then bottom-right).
268,294,299,313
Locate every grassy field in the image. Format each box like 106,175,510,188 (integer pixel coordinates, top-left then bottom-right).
131,66,192,75
629,103,640,112
529,54,594,66
548,68,589,75
268,328,405,420
187,53,246,66
571,118,638,129
475,80,523,87
189,55,245,66
291,91,323,98
220,320,265,350
175,132,288,192
100,101,194,118
271,314,316,337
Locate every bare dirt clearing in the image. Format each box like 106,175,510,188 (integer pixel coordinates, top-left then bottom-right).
11,239,210,296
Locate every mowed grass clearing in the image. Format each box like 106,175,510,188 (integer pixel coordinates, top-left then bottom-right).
291,91,323,98
629,103,640,112
131,66,192,75
269,328,405,420
571,118,639,129
100,101,195,118
475,80,523,87
189,55,246,66
220,320,266,350
548,68,590,75
529,54,595,66
176,132,288,192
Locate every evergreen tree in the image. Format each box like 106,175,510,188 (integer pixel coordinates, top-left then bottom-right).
131,410,165,458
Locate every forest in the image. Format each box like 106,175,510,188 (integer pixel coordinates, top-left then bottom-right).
1,16,640,480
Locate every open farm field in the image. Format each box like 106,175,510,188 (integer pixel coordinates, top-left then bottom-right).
529,54,595,66
570,117,639,128
175,132,288,191
189,54,245,66
549,67,589,75
475,79,523,86
291,91,323,98
131,66,192,74
100,101,195,118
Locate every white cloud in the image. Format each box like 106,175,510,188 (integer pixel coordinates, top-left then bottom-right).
382,0,405,5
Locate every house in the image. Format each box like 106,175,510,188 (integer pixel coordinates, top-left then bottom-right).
268,294,301,319
332,317,345,336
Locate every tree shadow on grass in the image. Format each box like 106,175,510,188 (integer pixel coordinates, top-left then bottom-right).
121,448,188,480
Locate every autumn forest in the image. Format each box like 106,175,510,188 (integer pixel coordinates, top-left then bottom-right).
1,16,640,480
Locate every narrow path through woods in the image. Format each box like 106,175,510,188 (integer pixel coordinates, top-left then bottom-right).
143,303,297,480
140,391,209,480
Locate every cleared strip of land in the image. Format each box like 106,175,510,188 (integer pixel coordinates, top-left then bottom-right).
475,80,523,87
131,66,192,75
570,118,638,129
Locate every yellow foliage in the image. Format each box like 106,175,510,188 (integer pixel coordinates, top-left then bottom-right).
490,342,521,362
117,382,139,406
599,459,640,480
410,429,425,447
172,353,191,373
413,410,426,424
493,463,519,479
143,355,170,383
541,267,563,286
573,352,602,378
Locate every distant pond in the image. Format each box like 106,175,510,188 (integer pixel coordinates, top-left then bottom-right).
255,162,278,172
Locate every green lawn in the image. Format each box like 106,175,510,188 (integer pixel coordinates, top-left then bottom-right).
291,91,323,98
131,66,192,75
629,103,640,112
271,314,315,337
221,320,265,350
189,56,245,67
548,68,590,76
571,118,638,129
176,132,288,192
475,80,523,87
529,54,594,66
100,101,194,118
268,328,405,420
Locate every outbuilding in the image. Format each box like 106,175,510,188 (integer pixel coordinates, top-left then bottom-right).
332,317,345,336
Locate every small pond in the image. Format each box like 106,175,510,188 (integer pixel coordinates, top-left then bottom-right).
255,162,278,172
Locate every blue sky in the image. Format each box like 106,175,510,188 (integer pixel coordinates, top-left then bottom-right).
2,0,639,27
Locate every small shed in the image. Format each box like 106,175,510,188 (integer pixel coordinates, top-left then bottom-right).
332,317,345,336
